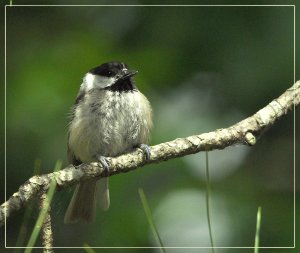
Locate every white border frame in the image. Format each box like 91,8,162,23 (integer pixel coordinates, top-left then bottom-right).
4,4,296,250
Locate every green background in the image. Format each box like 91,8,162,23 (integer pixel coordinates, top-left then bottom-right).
1,1,299,253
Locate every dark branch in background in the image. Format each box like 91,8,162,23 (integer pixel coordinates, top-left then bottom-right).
1,81,299,227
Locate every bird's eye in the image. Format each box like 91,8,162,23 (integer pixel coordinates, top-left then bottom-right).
103,70,113,77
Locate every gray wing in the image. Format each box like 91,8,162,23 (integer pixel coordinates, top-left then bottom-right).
67,144,82,165
67,88,86,166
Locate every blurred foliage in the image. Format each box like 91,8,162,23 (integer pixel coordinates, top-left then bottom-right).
1,1,299,253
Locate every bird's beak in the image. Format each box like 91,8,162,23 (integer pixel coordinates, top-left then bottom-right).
118,69,138,80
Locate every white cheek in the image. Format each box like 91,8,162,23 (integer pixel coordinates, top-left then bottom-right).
82,73,115,90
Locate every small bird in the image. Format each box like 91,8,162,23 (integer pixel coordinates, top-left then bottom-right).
64,61,153,223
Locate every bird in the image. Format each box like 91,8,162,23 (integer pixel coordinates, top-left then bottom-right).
64,61,153,223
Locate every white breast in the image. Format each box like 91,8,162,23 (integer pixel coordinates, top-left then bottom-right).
68,89,152,163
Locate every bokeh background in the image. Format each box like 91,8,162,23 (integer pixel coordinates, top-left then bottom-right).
1,1,299,253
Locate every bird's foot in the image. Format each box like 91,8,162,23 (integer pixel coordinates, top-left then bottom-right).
137,144,151,160
96,155,110,177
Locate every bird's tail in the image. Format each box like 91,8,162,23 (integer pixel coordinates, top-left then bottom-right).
64,178,110,223
98,177,110,211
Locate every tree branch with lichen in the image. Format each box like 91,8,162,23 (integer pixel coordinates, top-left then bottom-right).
1,81,299,227
39,192,54,253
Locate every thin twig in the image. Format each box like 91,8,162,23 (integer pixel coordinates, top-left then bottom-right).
138,188,165,253
24,161,61,253
254,206,262,253
39,192,54,253
15,159,42,250
205,151,215,253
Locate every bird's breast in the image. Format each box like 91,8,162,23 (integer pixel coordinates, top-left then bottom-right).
68,89,152,162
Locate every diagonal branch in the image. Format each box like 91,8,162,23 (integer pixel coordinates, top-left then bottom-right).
1,81,299,227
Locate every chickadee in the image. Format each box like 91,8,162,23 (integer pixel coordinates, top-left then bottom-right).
64,61,153,223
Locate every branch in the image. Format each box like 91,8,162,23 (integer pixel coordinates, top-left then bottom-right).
1,81,299,227
39,192,54,253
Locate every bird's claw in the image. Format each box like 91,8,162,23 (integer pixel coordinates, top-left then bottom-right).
137,144,151,160
96,155,110,177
